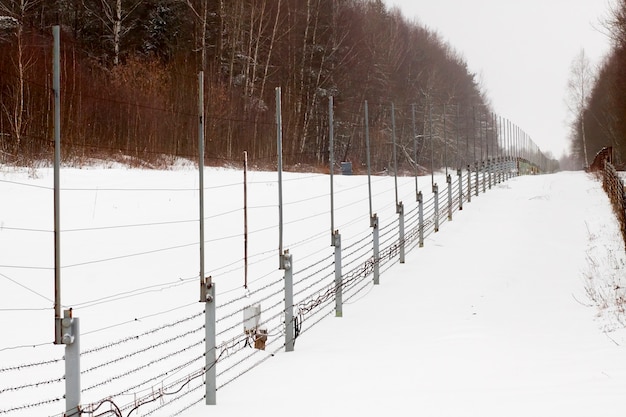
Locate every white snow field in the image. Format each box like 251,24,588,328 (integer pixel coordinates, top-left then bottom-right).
1,166,625,417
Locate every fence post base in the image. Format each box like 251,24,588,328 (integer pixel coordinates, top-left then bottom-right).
433,183,439,232
283,251,294,352
371,214,380,284
447,174,453,221
397,202,405,263
467,165,472,203
458,169,463,211
63,310,81,415
418,192,424,247
334,231,342,317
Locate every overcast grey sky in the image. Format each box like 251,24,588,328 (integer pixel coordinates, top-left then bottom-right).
383,0,613,158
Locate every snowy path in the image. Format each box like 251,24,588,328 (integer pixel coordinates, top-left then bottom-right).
208,172,626,417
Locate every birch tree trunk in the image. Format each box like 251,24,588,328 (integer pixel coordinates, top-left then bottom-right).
2,0,33,157
113,0,121,65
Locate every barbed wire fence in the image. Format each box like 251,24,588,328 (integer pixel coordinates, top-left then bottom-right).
0,153,534,417
0,39,550,416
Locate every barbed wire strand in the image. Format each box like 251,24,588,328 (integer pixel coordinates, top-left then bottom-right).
82,310,203,355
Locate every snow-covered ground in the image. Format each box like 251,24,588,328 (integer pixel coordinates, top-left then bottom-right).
212,171,626,417
1,166,625,417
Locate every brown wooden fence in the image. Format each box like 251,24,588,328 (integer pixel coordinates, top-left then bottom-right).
602,160,626,249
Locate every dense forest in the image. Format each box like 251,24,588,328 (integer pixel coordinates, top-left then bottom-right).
567,0,626,169
1,0,501,171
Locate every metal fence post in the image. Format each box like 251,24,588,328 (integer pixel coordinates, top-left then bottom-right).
276,88,287,270
496,157,501,184
446,174,452,220
418,192,424,247
62,310,80,416
507,156,511,180
503,157,507,182
494,157,498,185
504,156,508,181
433,183,440,232
334,231,342,317
397,202,405,263
467,165,472,203
197,71,216,406
503,157,507,180
205,279,216,405
198,71,207,302
475,162,479,197
329,96,336,246
457,168,463,211
482,161,486,193
283,251,294,351
511,156,515,179
53,25,63,345
371,214,380,285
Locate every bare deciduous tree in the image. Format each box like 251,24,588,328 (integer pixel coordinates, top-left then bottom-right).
567,48,594,169
0,0,39,157
83,0,143,65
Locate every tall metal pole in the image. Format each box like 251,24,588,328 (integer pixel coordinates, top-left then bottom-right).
198,71,216,406
472,106,476,169
414,103,424,246
500,115,504,178
443,105,451,221
276,87,285,269
507,119,512,176
329,96,335,246
443,104,448,176
429,104,434,187
391,102,399,206
506,118,510,177
198,71,206,298
485,113,490,191
51,27,81,415
481,112,485,193
507,119,510,161
53,25,62,344
243,151,248,289
516,124,519,172
364,101,379,284
495,114,499,183
457,105,463,210
514,123,517,161
276,88,294,350
495,113,500,183
365,101,373,220
465,108,470,169
473,107,478,197
466,108,472,203
456,105,460,170
391,102,404,263
412,103,419,199
430,105,439,232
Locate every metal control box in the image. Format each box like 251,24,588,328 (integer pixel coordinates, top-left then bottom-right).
243,304,261,334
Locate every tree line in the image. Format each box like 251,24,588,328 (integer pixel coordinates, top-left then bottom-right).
566,0,626,169
0,0,495,171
